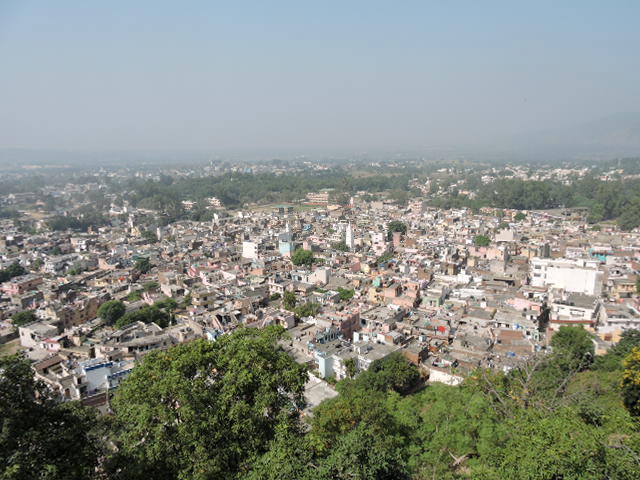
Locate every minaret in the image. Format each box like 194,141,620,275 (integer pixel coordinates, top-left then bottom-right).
345,222,354,250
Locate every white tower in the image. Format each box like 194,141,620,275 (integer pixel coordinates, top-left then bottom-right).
345,222,354,250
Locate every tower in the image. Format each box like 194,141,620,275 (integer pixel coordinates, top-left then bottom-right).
345,222,354,250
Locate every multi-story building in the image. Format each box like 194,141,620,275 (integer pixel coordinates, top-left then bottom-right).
530,257,603,296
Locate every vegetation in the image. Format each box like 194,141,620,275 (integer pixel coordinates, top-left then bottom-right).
121,171,413,212
143,280,159,292
114,303,172,329
140,230,158,243
110,328,307,480
294,302,321,319
387,220,407,240
330,241,349,252
337,287,354,301
432,176,640,231
0,355,100,479
48,210,109,232
97,300,126,326
291,249,314,267
622,347,640,417
0,262,26,283
473,235,491,247
11,310,37,327
283,291,297,311
125,290,143,301
376,251,394,265
3,327,640,479
133,257,152,274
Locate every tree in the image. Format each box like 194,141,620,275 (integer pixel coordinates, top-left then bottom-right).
141,230,158,243
126,289,143,301
353,352,420,395
115,305,170,329
331,241,349,252
294,302,320,319
473,235,491,247
133,257,152,274
595,329,640,370
337,287,355,302
11,310,37,327
514,212,526,221
376,251,394,265
283,291,297,311
155,297,177,311
0,262,26,283
387,221,407,240
97,300,126,326
622,347,640,417
551,326,594,372
291,249,314,267
143,280,159,292
111,328,308,480
0,355,100,480
344,357,358,379
181,293,192,307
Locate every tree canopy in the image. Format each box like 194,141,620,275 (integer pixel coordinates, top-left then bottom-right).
111,327,308,480
11,310,37,327
473,235,491,247
0,355,100,480
97,300,126,326
291,249,314,267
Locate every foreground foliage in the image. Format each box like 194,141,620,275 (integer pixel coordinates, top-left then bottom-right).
2,327,640,479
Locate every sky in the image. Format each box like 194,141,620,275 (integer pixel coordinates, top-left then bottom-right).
0,1,639,152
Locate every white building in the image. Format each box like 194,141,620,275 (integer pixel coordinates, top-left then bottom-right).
530,257,603,296
242,241,259,260
345,222,354,250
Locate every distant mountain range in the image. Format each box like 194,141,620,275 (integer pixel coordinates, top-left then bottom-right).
1,113,639,166
507,112,640,159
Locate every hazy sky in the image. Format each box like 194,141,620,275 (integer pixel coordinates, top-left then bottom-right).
0,1,639,151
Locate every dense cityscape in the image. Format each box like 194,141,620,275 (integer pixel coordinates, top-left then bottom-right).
3,2,640,479
0,156,640,478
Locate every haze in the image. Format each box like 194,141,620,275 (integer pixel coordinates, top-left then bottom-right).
1,1,639,152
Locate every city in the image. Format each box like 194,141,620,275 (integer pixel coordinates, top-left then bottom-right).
2,2,640,479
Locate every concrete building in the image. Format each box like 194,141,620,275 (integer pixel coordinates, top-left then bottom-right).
530,257,603,296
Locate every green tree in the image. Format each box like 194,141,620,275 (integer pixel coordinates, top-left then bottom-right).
551,326,595,372
141,230,158,243
291,249,314,267
387,221,407,241
344,357,358,379
111,328,308,480
154,297,178,312
283,291,297,311
595,329,640,370
126,290,143,301
97,300,126,326
352,352,420,395
133,257,152,274
11,310,37,327
115,305,170,329
473,235,491,247
143,280,159,292
331,241,349,252
622,347,640,417
337,287,355,302
294,302,320,319
0,355,100,480
0,262,26,283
